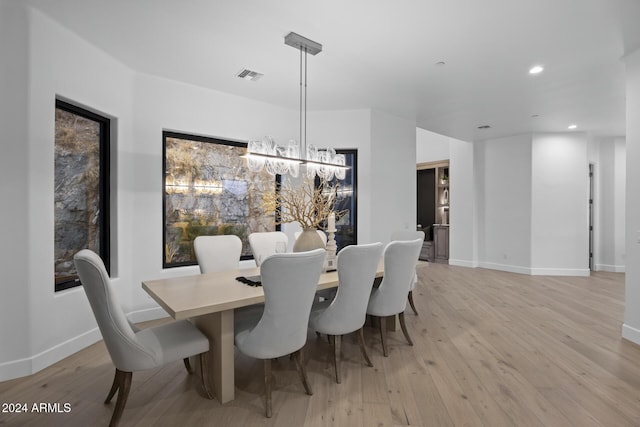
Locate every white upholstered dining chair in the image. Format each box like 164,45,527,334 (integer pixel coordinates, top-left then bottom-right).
309,242,383,383
74,249,213,427
234,248,326,417
194,234,242,273
248,231,289,266
390,229,425,315
367,238,422,357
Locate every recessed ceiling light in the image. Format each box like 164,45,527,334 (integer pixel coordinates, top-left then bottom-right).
568,124,577,129
477,125,491,129
529,65,544,75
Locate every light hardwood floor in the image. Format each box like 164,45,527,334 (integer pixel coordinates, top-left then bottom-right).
2,264,640,426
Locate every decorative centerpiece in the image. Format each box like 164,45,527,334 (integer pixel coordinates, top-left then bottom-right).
262,177,345,254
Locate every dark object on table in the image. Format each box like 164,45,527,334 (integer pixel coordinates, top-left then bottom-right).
236,275,262,287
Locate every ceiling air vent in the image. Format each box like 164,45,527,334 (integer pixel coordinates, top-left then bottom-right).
236,69,263,81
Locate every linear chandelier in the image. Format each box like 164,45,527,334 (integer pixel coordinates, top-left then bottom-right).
244,32,348,180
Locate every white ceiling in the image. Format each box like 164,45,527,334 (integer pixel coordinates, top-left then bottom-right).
25,0,640,141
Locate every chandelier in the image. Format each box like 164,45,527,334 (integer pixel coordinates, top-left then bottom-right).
244,32,348,181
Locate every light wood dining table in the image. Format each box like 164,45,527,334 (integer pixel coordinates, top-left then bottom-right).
142,262,384,404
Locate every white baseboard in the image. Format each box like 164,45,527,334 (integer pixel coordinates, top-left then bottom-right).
449,259,479,268
479,262,532,275
622,323,640,346
478,262,590,277
530,267,590,277
0,355,34,381
595,264,625,273
0,327,102,382
0,307,169,382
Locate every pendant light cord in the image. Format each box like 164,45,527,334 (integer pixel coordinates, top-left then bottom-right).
304,47,308,158
299,47,303,157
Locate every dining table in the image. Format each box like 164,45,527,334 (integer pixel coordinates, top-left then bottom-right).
142,261,385,404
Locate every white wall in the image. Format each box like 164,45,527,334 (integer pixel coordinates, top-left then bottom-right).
613,138,627,270
370,110,417,244
595,137,626,272
418,127,623,273
0,0,30,373
449,139,477,267
476,134,533,273
416,128,450,163
530,134,590,275
623,48,640,345
473,132,597,276
20,7,136,378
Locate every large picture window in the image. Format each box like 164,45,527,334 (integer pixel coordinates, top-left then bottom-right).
163,131,278,267
54,99,110,292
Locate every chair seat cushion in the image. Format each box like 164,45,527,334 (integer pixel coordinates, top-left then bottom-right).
134,320,209,370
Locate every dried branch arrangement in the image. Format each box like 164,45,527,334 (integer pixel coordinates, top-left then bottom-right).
262,177,347,229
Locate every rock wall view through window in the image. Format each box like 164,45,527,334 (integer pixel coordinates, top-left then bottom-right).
163,132,278,267
54,100,110,292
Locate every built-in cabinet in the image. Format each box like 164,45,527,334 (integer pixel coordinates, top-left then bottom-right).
417,160,449,263
436,166,449,225
433,224,449,263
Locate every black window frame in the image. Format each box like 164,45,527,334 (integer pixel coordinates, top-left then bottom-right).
162,131,280,268
317,148,357,252
54,99,111,292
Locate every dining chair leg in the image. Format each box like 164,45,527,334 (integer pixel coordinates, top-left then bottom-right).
408,291,418,315
379,316,389,357
399,312,414,346
199,353,214,400
183,357,194,375
357,328,373,367
333,335,342,384
104,369,121,404
264,359,273,418
109,369,132,427
292,349,313,395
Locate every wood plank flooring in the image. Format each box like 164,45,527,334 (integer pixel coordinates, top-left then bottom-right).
2,264,640,426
